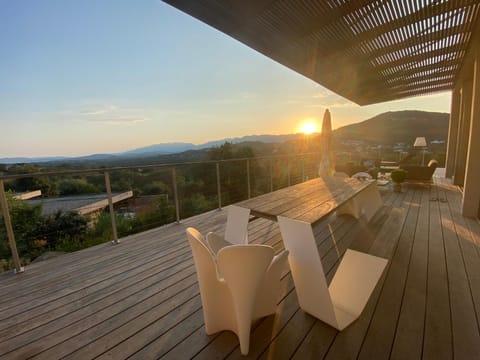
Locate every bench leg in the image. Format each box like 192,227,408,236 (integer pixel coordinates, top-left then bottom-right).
336,184,383,222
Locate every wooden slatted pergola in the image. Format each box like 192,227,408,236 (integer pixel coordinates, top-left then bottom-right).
163,0,480,105
163,0,480,217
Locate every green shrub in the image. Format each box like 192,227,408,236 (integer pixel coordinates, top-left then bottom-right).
391,169,407,183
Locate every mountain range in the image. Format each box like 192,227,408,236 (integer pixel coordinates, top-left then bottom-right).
0,110,449,164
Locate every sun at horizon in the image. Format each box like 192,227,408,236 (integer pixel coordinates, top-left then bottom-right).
299,121,318,135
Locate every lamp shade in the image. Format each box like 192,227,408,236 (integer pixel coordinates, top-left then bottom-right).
413,137,427,147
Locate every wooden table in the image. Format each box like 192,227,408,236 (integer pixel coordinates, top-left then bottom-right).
237,176,377,225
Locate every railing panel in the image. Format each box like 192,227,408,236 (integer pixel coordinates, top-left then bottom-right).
218,159,250,206
0,153,319,273
176,163,218,220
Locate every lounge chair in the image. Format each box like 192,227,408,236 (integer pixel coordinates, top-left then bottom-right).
400,159,438,181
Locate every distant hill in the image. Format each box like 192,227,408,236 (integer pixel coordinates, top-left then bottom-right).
333,110,449,144
0,135,299,165
121,134,300,156
0,111,449,165
0,156,70,164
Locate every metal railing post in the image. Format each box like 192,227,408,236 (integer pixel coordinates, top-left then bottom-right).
287,158,291,186
301,157,305,182
171,167,180,223
104,172,119,244
246,159,251,199
269,159,273,192
0,179,24,273
216,162,222,209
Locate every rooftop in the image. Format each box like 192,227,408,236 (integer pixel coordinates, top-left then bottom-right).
27,191,133,216
1,173,480,359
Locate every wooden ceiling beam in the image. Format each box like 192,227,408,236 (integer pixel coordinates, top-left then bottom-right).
387,68,458,88
373,45,468,73
383,59,459,82
344,0,477,52
367,23,466,64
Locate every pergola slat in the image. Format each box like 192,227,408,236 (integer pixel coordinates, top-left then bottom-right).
164,0,480,105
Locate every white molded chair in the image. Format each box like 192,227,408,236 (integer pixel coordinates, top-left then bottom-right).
336,182,383,222
352,171,372,180
277,217,387,330
207,205,251,254
186,227,288,355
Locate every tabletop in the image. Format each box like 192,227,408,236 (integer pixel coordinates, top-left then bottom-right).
237,176,375,224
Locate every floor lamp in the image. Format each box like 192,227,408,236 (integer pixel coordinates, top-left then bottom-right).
413,137,427,165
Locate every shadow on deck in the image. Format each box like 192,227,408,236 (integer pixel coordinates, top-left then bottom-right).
1,175,480,359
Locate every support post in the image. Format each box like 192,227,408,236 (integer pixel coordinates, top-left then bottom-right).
104,172,119,244
454,80,473,186
216,162,222,209
171,167,180,223
0,179,23,273
462,46,480,217
246,159,251,199
445,86,461,178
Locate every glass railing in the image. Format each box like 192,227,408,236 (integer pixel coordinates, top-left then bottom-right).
0,152,320,273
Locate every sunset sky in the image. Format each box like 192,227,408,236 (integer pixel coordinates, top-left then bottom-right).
0,0,451,157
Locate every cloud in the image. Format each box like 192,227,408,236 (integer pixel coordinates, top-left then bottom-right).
210,92,259,105
327,102,358,108
76,103,149,125
312,91,330,99
80,104,118,115
87,117,149,125
306,99,357,109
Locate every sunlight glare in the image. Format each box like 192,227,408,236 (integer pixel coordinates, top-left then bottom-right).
299,121,317,135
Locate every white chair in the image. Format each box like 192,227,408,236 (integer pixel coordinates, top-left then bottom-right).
335,182,383,222
277,217,387,331
186,227,288,355
352,171,372,180
207,205,251,254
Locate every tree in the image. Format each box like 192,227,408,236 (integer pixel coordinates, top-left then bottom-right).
209,142,234,160
0,195,42,260
33,211,88,249
58,178,98,195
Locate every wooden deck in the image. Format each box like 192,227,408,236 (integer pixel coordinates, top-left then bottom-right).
1,176,480,359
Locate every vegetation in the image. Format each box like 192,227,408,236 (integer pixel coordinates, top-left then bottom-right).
0,143,276,272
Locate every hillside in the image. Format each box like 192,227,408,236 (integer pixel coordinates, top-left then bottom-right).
0,110,450,166
333,110,449,145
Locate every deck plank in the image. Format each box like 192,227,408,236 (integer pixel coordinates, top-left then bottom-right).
357,188,421,359
437,183,480,358
422,184,452,360
1,178,480,359
323,184,411,360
